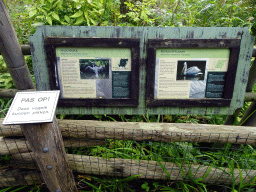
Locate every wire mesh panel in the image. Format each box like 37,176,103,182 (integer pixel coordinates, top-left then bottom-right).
0,126,44,187
1,119,256,189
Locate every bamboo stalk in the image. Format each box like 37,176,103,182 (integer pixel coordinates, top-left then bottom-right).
1,119,256,145
10,152,256,185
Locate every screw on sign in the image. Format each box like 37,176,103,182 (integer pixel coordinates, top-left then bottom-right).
42,148,49,153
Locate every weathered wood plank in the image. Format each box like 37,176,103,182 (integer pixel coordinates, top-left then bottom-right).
244,92,256,102
1,119,256,145
11,152,256,185
0,137,106,155
19,118,78,192
0,167,43,187
246,59,256,92
0,89,36,98
0,45,31,56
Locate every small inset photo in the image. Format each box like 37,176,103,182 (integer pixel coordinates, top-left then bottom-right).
79,59,110,79
118,59,129,68
176,60,206,81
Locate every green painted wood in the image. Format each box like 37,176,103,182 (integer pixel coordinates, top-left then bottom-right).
29,26,254,115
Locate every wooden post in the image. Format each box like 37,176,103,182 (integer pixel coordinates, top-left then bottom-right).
0,1,78,191
225,49,256,125
238,54,256,126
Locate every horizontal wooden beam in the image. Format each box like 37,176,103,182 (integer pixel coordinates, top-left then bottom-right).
0,167,43,187
10,152,256,185
0,45,255,57
4,152,254,186
244,92,256,101
253,47,256,57
0,88,36,98
0,137,106,155
0,45,31,56
1,119,256,145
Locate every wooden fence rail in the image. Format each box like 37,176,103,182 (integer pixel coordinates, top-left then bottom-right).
1,118,256,147
8,152,256,186
2,152,256,187
2,118,256,187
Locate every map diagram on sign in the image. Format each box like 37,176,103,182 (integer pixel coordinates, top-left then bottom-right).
215,60,226,69
119,59,129,68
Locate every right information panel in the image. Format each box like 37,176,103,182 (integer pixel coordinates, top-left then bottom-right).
154,48,230,100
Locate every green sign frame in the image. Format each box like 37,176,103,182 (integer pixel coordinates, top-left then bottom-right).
30,26,254,115
44,37,140,107
146,39,241,107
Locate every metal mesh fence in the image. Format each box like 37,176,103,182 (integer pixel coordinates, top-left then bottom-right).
1,121,256,188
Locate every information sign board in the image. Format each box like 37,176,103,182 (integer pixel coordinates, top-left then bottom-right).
29,26,254,115
146,39,241,107
2,91,60,125
45,37,140,107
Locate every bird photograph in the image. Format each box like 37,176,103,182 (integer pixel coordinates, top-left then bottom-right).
177,60,206,81
175,60,207,98
79,59,109,79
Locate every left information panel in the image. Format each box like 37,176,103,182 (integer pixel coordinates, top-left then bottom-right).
44,37,140,107
56,47,131,99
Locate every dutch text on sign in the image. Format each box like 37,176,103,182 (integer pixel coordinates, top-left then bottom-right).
2,91,60,125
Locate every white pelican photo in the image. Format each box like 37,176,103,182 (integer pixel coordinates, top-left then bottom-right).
176,60,207,98
181,62,203,76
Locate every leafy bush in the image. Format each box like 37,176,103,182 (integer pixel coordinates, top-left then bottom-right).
24,0,119,26
7,0,256,36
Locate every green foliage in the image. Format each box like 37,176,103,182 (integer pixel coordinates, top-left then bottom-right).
0,56,15,89
64,139,256,191
0,73,15,89
5,1,37,44
4,0,254,41
79,175,139,191
23,0,119,26
0,55,34,90
0,185,43,192
0,98,13,118
119,0,157,26
0,154,11,168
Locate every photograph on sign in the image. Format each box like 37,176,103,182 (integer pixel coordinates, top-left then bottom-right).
146,39,240,107
45,38,140,107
